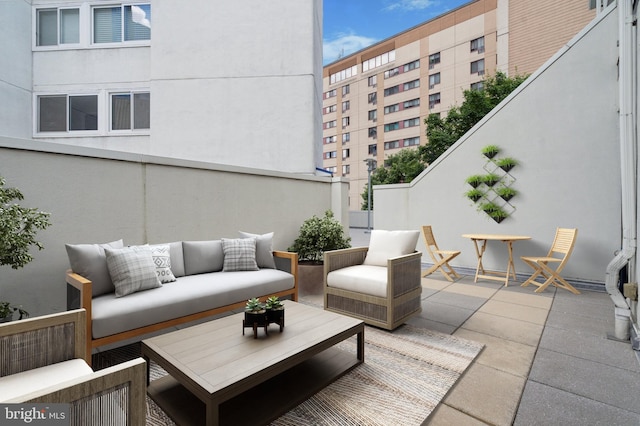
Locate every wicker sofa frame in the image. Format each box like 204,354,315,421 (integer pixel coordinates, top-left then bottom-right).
0,309,146,425
323,247,422,330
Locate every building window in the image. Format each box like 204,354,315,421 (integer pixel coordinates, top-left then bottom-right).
368,144,377,155
471,81,484,91
384,85,400,97
471,59,485,75
470,36,485,53
342,148,350,159
111,92,150,130
403,98,420,109
342,84,350,96
324,104,337,114
384,140,400,150
342,100,350,112
342,133,350,143
342,117,350,128
342,164,350,175
403,60,419,72
325,89,337,99
324,135,337,144
329,65,358,84
93,4,151,44
324,120,336,129
429,93,441,109
403,137,420,147
368,75,377,87
428,73,440,89
384,67,400,79
362,49,396,72
368,127,377,138
384,104,399,114
36,7,80,46
403,79,420,91
368,110,377,121
384,122,399,132
324,151,337,159
429,52,441,69
403,117,420,128
368,92,377,104
38,94,98,132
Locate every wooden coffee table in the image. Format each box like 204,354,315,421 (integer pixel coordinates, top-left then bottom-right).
142,300,364,426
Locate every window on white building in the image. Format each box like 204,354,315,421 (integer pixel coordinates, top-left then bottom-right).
471,59,485,75
93,4,151,44
470,36,485,53
38,94,98,132
111,92,150,130
429,73,440,89
36,7,80,46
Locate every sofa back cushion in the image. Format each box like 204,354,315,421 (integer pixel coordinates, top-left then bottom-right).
167,241,185,278
65,239,124,297
238,231,276,269
363,230,419,267
182,240,224,275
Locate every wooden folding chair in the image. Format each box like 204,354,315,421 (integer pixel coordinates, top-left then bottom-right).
421,225,461,281
520,228,580,294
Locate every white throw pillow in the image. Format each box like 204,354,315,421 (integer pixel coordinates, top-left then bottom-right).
149,244,177,283
105,245,162,297
221,238,259,272
363,230,420,267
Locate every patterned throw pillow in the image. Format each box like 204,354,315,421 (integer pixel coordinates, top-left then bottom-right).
149,244,177,283
221,238,259,272
105,245,162,297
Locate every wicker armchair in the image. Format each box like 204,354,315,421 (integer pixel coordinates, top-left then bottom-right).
324,245,422,330
0,309,146,426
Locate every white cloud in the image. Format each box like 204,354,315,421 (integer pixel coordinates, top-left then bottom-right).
384,0,437,12
323,33,378,64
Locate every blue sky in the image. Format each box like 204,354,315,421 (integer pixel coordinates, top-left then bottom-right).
323,0,471,65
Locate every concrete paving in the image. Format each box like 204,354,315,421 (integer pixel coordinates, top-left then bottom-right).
346,228,640,425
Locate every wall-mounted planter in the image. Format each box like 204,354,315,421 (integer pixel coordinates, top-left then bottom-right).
465,188,483,202
496,157,518,173
483,173,501,187
466,175,484,188
496,187,517,202
481,145,500,159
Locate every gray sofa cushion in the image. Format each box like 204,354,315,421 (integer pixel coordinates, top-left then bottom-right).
105,245,162,297
168,241,185,277
182,240,224,275
222,238,259,272
90,269,295,339
65,239,124,297
239,231,276,269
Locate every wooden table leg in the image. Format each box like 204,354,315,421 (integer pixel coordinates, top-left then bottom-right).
207,400,219,426
470,239,488,283
503,241,518,286
357,326,365,363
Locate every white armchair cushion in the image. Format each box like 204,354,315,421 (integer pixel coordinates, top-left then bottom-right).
327,265,388,298
363,230,420,267
0,359,92,402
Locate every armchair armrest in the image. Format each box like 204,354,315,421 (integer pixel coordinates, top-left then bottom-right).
273,251,299,301
324,247,369,276
11,357,147,426
387,251,423,298
0,309,88,371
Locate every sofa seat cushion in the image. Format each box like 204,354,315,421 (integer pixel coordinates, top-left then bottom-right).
327,265,388,298
91,269,295,339
0,359,92,402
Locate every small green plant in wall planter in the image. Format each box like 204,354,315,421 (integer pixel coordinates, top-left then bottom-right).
496,157,518,173
465,175,484,188
465,188,484,202
488,208,509,223
496,186,517,202
481,145,500,159
482,173,501,187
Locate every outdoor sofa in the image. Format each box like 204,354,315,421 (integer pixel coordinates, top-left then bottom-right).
65,232,298,359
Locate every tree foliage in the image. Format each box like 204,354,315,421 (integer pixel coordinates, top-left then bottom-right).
0,176,52,269
419,71,528,164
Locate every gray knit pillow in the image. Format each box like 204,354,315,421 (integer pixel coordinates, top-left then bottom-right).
221,238,259,272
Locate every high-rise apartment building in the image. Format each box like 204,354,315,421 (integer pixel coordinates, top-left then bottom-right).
322,0,595,209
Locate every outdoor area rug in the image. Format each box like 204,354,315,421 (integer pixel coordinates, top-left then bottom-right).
93,324,483,425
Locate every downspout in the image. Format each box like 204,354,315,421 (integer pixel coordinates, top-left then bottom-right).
605,0,636,341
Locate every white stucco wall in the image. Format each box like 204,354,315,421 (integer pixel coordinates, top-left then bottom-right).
0,1,33,139
374,7,620,287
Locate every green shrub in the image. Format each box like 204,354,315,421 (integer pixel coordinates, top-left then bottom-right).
288,210,351,263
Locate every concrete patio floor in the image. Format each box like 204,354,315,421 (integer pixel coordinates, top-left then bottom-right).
346,228,640,425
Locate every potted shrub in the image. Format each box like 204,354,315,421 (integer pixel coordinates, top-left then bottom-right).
465,188,484,202
0,176,51,322
243,297,268,338
496,186,517,202
481,145,500,159
465,175,484,188
482,173,501,187
265,296,285,331
496,157,518,172
288,210,351,295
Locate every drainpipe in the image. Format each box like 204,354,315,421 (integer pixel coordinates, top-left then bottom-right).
605,0,636,341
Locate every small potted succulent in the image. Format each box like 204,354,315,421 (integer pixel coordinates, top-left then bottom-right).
265,296,285,331
243,297,268,338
